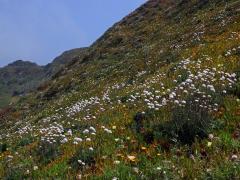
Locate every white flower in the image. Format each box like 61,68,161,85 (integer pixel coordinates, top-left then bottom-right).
89,147,94,151
7,155,13,159
231,154,238,161
83,129,89,134
132,167,139,173
86,138,91,142
114,160,120,165
67,129,72,136
104,128,112,134
89,126,96,132
186,79,192,83
74,137,83,142
208,134,214,140
33,166,38,171
60,138,68,144
174,100,179,104
78,160,86,166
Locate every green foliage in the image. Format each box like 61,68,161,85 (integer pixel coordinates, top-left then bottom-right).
35,142,61,165
1,0,240,179
16,136,34,148
0,143,7,153
69,148,96,171
159,95,214,144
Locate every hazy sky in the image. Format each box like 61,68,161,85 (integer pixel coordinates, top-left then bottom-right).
0,0,145,67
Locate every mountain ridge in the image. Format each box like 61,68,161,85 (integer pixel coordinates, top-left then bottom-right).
0,48,88,108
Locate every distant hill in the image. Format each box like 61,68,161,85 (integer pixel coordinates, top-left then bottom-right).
0,48,87,108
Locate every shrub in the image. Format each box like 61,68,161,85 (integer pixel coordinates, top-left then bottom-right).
35,141,61,165
16,136,34,148
156,94,214,144
4,166,28,180
0,143,7,153
133,109,159,144
69,148,96,171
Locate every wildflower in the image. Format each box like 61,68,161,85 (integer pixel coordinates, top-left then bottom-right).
112,177,118,180
78,160,86,166
189,154,195,162
7,155,13,159
208,134,214,140
207,141,212,147
174,100,179,104
74,137,83,142
86,138,91,142
104,128,112,134
132,167,139,173
67,129,72,136
76,174,82,179
114,160,120,165
60,138,68,144
89,147,94,151
231,154,238,161
127,155,136,162
33,166,38,171
83,129,89,134
89,126,96,132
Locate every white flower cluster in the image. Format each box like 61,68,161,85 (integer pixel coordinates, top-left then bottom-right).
39,122,64,144
123,58,237,113
66,96,101,117
225,45,240,57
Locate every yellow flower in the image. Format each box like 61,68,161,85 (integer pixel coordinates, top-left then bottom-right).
207,141,212,147
127,155,136,162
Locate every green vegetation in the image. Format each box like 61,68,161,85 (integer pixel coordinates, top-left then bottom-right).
0,0,239,179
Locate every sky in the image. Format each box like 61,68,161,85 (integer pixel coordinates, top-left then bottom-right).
0,0,145,67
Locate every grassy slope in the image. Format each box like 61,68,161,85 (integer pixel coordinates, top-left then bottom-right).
0,0,240,179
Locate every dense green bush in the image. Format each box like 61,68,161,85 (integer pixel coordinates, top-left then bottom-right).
35,142,61,165
0,143,7,153
69,148,96,171
157,95,214,144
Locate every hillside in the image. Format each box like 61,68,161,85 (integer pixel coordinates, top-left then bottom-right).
0,0,240,179
0,48,87,109
0,60,45,108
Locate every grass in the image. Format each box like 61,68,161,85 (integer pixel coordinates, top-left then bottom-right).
0,0,240,179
